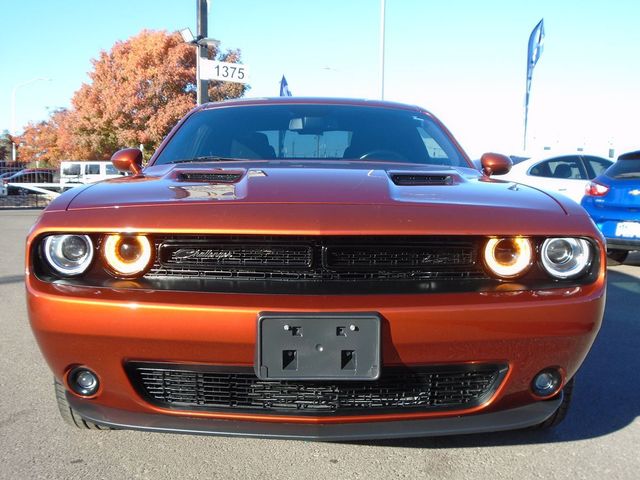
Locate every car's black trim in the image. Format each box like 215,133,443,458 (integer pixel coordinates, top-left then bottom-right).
66,392,563,441
125,362,508,416
606,238,640,251
32,234,602,295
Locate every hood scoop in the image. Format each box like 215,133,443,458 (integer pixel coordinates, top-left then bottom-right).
175,170,244,183
389,172,456,186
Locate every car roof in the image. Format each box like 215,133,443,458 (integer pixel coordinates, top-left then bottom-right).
198,96,426,114
618,150,640,160
509,153,613,170
11,168,55,174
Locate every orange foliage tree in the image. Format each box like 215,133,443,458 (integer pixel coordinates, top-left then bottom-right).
17,109,79,167
18,30,247,164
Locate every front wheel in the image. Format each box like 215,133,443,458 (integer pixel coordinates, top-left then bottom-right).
607,249,629,265
54,379,109,430
533,377,574,430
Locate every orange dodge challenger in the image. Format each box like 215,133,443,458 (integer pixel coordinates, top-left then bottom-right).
26,98,605,440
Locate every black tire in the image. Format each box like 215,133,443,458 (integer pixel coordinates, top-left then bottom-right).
607,249,629,265
54,379,109,430
533,377,575,430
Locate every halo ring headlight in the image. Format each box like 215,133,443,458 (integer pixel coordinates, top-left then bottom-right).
483,237,533,279
541,237,592,279
43,234,94,276
102,234,153,277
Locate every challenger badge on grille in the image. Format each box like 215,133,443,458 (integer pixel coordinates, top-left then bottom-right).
159,243,313,268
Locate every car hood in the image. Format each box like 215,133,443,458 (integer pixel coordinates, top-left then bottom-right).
66,163,564,211
41,163,598,237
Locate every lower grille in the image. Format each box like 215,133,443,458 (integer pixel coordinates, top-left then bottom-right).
128,363,506,415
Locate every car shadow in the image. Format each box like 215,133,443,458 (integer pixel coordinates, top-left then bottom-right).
351,262,640,448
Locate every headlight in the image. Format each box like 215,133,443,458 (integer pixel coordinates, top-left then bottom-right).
540,238,592,279
102,234,153,277
483,237,533,278
43,235,94,276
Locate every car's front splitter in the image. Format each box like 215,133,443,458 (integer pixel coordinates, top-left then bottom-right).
67,393,562,441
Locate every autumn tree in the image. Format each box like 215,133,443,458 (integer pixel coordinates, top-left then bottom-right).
16,109,80,167
71,29,247,158
17,29,247,164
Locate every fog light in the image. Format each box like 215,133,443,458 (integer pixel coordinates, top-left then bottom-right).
531,369,562,397
68,368,99,396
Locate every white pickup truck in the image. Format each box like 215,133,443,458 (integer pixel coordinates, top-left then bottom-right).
60,161,125,184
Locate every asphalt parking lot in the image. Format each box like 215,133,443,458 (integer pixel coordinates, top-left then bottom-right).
1,209,638,480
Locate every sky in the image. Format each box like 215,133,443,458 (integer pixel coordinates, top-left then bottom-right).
1,0,639,159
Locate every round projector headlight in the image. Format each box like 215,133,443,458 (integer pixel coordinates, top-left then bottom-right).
484,237,533,278
43,235,94,276
102,234,152,277
541,238,592,279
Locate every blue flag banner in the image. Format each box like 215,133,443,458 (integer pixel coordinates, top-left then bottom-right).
524,19,545,150
527,19,545,81
280,75,292,97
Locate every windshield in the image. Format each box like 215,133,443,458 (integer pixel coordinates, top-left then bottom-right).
605,159,640,179
154,104,469,167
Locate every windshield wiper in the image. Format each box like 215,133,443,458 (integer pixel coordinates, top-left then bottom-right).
170,156,240,164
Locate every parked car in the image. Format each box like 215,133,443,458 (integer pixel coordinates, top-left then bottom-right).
581,150,640,264
499,154,613,203
0,161,28,174
2,168,56,195
60,161,125,184
0,168,22,178
0,171,20,179
26,98,606,440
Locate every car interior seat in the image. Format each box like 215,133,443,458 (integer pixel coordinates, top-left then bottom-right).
553,163,573,178
232,132,276,159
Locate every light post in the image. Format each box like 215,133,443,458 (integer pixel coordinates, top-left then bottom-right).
11,77,51,162
180,0,220,105
379,0,386,100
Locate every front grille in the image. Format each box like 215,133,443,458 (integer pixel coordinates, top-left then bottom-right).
325,245,473,269
128,363,506,415
145,235,488,287
159,243,313,269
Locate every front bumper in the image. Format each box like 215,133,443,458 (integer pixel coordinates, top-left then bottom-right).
68,392,562,440
606,238,640,251
28,270,604,435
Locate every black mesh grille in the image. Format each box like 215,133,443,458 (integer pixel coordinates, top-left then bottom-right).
325,245,473,269
128,363,505,415
390,174,453,186
159,244,313,269
145,235,487,285
177,172,243,183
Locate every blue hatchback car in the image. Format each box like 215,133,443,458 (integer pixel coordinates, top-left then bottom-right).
581,150,640,264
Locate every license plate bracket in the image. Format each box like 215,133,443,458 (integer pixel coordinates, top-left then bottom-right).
256,312,381,381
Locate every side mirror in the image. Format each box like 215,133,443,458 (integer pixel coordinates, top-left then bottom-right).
480,152,512,176
111,148,143,175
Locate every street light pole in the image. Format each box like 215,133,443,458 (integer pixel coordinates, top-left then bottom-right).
196,0,209,105
11,77,50,162
379,0,386,100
